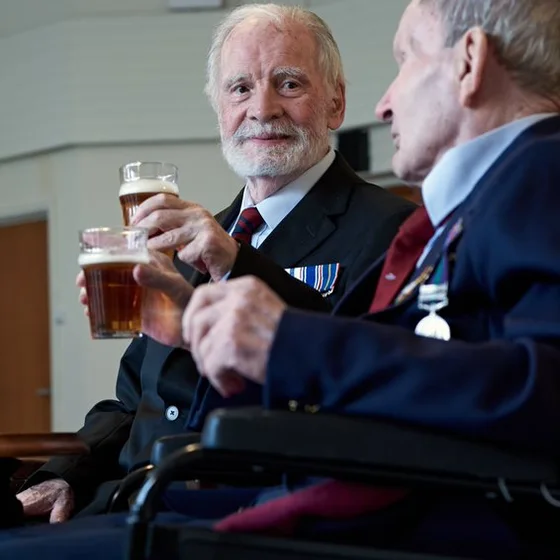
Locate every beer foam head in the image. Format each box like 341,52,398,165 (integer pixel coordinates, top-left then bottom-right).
78,252,150,267
119,179,179,197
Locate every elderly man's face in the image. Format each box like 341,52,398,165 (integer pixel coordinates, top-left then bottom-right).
376,1,461,184
217,19,344,180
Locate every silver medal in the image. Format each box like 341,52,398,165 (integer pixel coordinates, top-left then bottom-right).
415,311,451,340
415,283,451,341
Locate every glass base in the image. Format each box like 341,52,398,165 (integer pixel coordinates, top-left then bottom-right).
91,330,143,339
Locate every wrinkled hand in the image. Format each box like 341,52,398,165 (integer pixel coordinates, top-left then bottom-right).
17,479,74,523
130,194,239,281
182,277,287,397
77,252,194,348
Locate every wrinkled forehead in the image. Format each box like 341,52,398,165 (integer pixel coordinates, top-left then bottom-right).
220,19,320,81
224,18,318,59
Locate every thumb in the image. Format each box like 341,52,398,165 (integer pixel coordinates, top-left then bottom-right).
49,495,73,524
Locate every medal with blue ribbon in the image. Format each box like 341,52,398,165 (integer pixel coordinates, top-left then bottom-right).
414,217,463,340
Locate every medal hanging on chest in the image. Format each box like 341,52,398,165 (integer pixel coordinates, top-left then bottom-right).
413,217,463,341
414,282,451,341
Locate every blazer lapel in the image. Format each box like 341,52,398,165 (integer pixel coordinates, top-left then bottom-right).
334,254,384,317
256,153,356,267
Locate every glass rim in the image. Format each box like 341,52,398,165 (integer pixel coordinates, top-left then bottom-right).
119,161,178,172
79,226,149,236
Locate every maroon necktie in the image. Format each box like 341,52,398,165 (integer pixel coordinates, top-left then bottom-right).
215,480,407,536
369,206,434,312
213,208,435,537
231,207,264,245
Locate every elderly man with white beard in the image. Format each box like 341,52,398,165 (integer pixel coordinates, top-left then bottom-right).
16,3,414,523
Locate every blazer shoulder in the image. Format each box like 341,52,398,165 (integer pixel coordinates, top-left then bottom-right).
325,152,417,219
468,126,560,220
338,181,417,238
349,180,417,215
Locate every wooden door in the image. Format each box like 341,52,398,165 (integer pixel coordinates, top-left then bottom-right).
0,219,51,433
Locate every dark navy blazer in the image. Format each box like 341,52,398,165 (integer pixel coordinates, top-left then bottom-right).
265,116,560,457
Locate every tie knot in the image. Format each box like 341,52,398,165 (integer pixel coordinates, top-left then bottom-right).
231,207,265,244
399,205,434,244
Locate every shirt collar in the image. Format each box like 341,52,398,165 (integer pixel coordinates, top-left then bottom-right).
422,113,559,227
239,148,335,231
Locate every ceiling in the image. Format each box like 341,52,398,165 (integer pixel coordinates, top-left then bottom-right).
0,0,338,40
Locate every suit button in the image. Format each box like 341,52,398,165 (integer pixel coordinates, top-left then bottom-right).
165,406,179,421
304,404,320,414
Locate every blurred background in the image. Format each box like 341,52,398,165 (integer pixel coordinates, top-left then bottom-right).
0,0,415,433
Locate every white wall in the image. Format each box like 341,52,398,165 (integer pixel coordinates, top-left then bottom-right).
1,0,407,160
0,0,353,39
0,0,407,430
0,142,240,428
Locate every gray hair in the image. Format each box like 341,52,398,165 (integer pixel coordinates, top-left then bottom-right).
205,3,345,111
420,0,560,98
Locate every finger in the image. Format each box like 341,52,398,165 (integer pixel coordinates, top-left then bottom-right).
146,249,176,271
76,270,85,288
79,287,88,306
186,303,225,365
134,209,190,238
17,490,48,517
133,208,188,237
209,370,247,398
49,496,73,524
147,227,194,252
176,238,209,275
133,264,193,308
130,193,188,224
190,317,245,397
182,285,230,347
16,488,36,508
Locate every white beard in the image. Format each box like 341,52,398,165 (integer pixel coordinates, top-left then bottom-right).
221,120,328,179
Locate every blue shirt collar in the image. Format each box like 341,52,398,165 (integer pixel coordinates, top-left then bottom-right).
422,113,559,227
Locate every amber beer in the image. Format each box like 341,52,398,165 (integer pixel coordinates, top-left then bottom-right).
79,227,149,339
119,162,179,226
119,178,180,226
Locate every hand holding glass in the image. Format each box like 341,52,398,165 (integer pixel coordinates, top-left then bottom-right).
119,161,179,226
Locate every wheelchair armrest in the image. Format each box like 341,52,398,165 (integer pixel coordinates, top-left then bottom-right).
201,408,559,483
150,432,282,487
150,433,201,466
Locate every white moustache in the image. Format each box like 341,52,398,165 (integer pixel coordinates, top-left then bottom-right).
233,123,301,141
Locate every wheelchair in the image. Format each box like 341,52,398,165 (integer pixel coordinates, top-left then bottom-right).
118,407,560,560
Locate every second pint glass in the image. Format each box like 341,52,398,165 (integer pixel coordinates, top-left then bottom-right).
119,161,179,226
79,227,149,339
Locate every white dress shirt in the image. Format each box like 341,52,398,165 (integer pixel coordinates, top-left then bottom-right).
229,148,336,248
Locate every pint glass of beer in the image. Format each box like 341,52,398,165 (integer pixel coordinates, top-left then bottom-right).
119,161,179,226
78,227,149,339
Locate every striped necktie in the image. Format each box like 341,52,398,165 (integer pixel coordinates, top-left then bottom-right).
230,207,264,245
